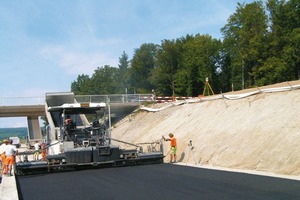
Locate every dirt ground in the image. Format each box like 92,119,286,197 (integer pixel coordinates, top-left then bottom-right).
111,80,300,177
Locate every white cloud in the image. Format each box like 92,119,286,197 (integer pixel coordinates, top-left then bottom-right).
40,45,119,76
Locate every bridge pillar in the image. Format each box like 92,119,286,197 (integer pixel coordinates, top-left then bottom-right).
27,116,41,140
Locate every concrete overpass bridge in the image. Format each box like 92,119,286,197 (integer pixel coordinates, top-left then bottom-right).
0,93,153,140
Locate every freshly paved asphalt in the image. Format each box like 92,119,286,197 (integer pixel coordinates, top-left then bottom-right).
16,163,300,200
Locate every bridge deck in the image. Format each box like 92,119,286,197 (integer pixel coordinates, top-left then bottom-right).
0,105,45,117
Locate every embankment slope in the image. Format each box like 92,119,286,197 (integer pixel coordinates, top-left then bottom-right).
111,80,300,176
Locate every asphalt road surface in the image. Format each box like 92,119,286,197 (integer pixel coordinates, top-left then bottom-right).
16,163,300,200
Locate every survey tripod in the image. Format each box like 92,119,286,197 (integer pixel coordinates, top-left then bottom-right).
187,140,197,165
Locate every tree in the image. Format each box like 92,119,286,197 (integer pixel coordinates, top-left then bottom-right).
129,43,158,93
180,34,222,96
221,1,268,89
217,48,233,92
265,0,300,81
71,74,92,95
118,51,130,93
151,38,183,96
90,65,121,94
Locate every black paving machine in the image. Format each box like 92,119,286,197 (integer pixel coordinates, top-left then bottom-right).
16,92,164,175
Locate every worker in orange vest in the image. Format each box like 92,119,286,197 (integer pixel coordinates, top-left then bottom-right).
0,139,9,174
41,143,47,161
164,133,177,163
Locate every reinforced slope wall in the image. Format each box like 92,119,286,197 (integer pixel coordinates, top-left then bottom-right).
112,80,300,176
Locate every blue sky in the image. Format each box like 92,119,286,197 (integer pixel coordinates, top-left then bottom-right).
0,0,256,128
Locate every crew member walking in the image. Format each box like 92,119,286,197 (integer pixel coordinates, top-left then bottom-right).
0,139,8,175
165,133,177,163
4,139,18,176
41,142,47,161
34,141,40,161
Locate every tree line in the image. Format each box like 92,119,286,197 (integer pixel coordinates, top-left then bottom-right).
71,0,299,97
0,128,27,142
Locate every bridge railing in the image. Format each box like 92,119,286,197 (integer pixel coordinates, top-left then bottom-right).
75,94,154,103
0,96,45,106
0,94,154,106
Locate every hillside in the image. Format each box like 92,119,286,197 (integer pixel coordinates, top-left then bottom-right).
0,127,27,141
111,80,300,177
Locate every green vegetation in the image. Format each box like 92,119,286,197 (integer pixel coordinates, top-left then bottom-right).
71,0,300,97
0,127,27,142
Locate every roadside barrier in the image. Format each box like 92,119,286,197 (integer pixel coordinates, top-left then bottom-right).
154,96,193,103
141,82,300,111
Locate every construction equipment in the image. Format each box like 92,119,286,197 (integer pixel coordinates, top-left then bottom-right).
187,140,197,165
9,137,21,148
16,92,164,175
203,77,214,96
